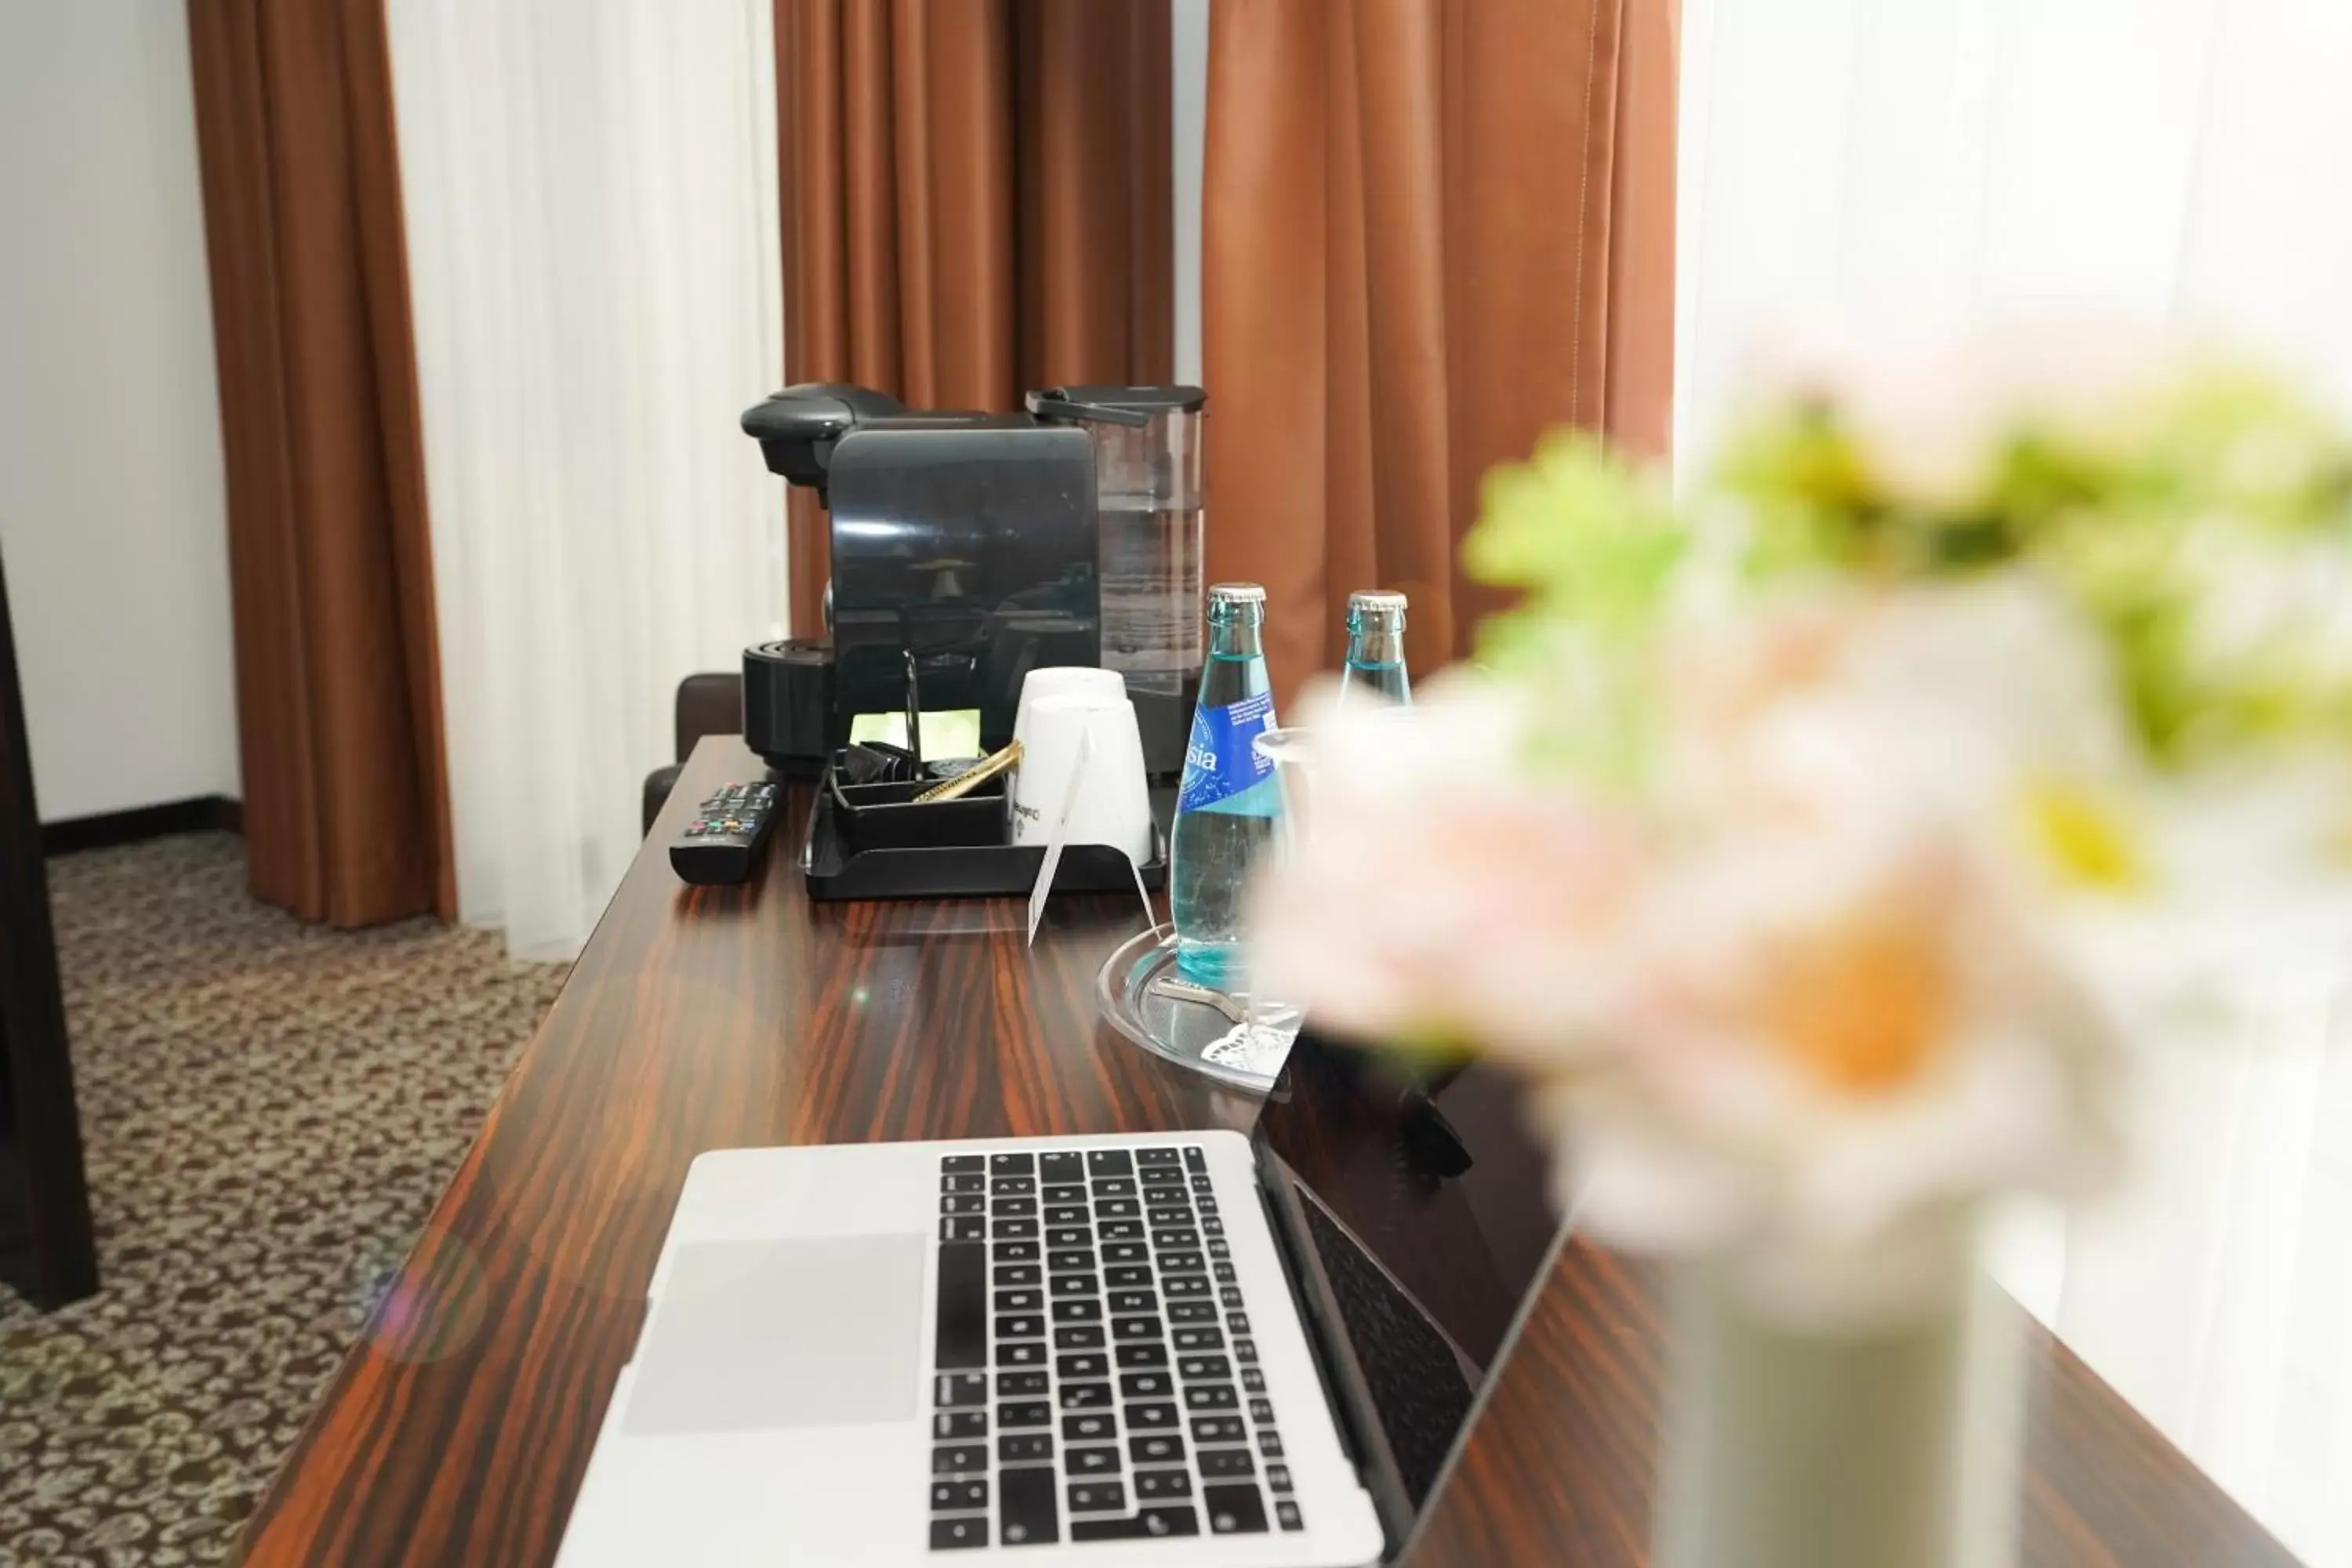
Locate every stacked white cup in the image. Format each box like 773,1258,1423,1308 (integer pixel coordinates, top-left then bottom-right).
1009,669,1155,866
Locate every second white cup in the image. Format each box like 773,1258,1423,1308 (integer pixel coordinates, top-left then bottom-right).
1011,691,1154,864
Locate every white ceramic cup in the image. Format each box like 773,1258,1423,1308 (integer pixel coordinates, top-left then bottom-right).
1011,691,1154,863
1011,664,1129,744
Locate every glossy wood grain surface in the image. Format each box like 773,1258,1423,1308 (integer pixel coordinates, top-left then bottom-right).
241,736,2298,1566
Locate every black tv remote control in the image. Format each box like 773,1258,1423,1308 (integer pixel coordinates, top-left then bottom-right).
670,782,781,885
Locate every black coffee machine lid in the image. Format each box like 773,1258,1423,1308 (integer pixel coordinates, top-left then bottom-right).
1028,384,1206,420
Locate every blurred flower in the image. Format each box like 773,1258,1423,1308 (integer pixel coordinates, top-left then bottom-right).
1250,322,2352,1324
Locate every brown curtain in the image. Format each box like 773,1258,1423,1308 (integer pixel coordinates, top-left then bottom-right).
1203,0,1680,694
775,0,1175,636
187,0,454,926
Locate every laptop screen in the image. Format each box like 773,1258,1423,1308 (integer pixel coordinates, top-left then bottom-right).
1249,1026,1569,1534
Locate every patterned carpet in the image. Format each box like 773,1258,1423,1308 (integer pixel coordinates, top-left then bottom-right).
0,835,568,1567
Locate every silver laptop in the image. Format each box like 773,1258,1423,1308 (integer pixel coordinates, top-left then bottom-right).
556,1028,1570,1566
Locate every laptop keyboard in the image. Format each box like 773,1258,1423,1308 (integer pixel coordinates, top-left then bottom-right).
927,1145,1306,1549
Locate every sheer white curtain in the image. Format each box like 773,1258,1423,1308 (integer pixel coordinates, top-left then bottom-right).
1677,3,2352,1560
387,0,786,960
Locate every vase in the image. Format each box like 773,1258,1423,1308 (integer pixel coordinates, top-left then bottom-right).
1653,1244,2025,1568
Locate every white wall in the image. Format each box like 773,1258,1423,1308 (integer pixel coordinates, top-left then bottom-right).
0,2,241,822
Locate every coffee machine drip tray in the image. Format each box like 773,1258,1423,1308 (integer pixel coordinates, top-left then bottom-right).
800,755,1167,902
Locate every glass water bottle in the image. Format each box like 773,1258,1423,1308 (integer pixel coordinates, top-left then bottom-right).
1170,583,1280,987
1338,590,1410,706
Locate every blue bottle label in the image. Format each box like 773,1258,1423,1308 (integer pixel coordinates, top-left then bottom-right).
1178,691,1276,813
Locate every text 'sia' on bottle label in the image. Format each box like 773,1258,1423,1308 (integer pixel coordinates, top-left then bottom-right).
1178,691,1276,813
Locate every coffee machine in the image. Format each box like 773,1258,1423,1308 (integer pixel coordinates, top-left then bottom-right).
736,381,1204,899
738,382,1204,780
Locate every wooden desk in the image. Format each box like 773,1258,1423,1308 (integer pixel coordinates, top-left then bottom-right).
241,736,2297,1566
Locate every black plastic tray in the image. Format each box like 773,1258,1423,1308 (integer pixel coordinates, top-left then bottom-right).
802,760,1167,902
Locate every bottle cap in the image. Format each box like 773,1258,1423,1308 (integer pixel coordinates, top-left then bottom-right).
1207,583,1267,604
1348,590,1407,612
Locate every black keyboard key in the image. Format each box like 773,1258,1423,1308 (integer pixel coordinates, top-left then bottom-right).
1046,1250,1094,1273
1221,1287,1245,1308
943,1173,986,1194
1125,1401,1179,1428
1115,1343,1170,1369
1183,1146,1207,1173
944,1154,985,1174
999,1402,1051,1429
1066,1479,1127,1513
1134,1468,1194,1500
1100,1221,1145,1242
1091,1178,1138,1199
932,1516,987,1549
935,1243,987,1370
993,1241,1040,1263
1054,1325,1105,1349
934,1444,988,1474
1137,1147,1181,1167
1044,1227,1088,1248
936,1372,987,1406
1130,1432,1186,1465
942,1194,986,1215
1107,1290,1157,1316
934,1410,988,1440
1094,1199,1142,1219
1249,1398,1275,1423
1258,1430,1283,1457
1000,1342,1046,1367
993,1196,1036,1218
1057,1353,1110,1379
1204,1483,1269,1535
990,1176,1037,1197
1049,1273,1098,1298
1087,1150,1134,1177
1104,1266,1152,1290
1202,1218,1226,1238
999,1433,1053,1464
1267,1462,1294,1492
1112,1316,1162,1342
996,1370,1047,1397
1162,1276,1210,1299
1192,1415,1247,1443
1168,1301,1217,1323
1159,1251,1206,1273
1043,1184,1087,1204
1062,1412,1116,1442
996,1219,1039,1241
1173,1327,1223,1351
1039,1152,1083,1183
1214,1263,1237,1284
998,1465,1058,1547
942,1216,985,1243
1044,1205,1087,1225
995,1288,1044,1312
1051,1299,1102,1324
1120,1371,1174,1399
934,1479,989,1511
1066,1446,1120,1475
1102,1241,1148,1265
1200,1447,1255,1479
1185,1385,1240,1411
1071,1504,1200,1542
996,1314,1044,1339
1139,1160,1184,1179
1276,1499,1305,1531
1242,1368,1266,1393
1179,1355,1232,1381
1145,1205,1192,1226
1196,1195,1219,1214
1227,1312,1251,1335
1059,1382,1113,1410
990,1153,1036,1176
998,1263,1042,1287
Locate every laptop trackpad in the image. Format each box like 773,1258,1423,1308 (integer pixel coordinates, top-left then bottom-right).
622,1235,927,1436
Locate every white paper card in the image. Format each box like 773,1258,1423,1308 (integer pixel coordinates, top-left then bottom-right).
1026,728,1095,946
1200,1018,1301,1078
